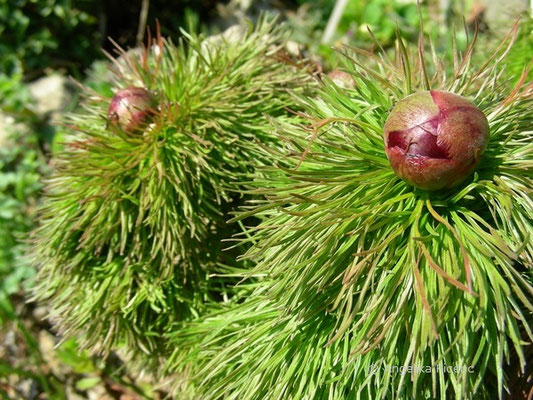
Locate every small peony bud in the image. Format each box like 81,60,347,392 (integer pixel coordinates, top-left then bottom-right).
383,90,489,190
327,69,355,88
107,87,157,133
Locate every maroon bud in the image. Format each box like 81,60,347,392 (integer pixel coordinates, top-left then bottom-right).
107,87,157,133
383,90,489,190
328,69,355,88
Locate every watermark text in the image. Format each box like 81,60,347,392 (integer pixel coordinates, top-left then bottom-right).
368,363,474,375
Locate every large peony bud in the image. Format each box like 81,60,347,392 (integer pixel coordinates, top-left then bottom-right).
107,87,157,133
383,90,489,190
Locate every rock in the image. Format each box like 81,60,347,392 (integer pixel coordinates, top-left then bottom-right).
0,113,15,147
28,74,77,124
32,305,49,322
202,24,307,64
38,330,66,378
1,329,16,358
87,384,114,400
66,385,90,400
476,0,527,33
0,112,27,148
15,379,33,400
202,25,249,51
213,0,275,29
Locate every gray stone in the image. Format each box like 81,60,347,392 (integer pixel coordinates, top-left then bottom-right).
38,330,65,378
478,0,528,33
213,0,278,30
15,379,33,399
0,110,31,148
202,25,249,50
66,385,90,400
87,384,113,400
28,74,77,123
32,305,49,322
0,112,17,147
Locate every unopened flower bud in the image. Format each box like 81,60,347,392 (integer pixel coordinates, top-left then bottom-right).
383,90,489,190
328,69,355,88
107,87,157,133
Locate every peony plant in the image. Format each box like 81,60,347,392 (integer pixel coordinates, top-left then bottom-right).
163,23,532,399
29,18,315,362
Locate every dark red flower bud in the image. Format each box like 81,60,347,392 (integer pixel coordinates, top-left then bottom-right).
383,90,489,190
107,87,157,133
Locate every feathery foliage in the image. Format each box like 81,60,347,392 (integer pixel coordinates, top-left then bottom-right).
29,18,315,358
164,23,533,399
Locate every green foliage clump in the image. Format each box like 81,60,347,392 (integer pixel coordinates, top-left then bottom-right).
0,71,46,310
0,130,44,294
0,0,101,77
30,19,315,359
0,72,60,399
163,26,532,399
